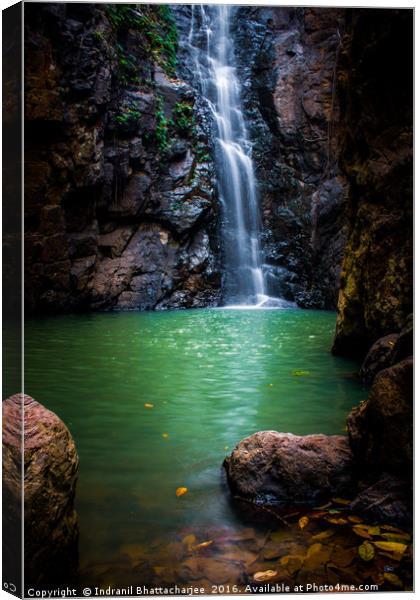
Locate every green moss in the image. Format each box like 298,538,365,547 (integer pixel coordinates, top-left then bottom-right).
155,96,169,153
173,102,195,136
114,109,141,126
105,4,178,77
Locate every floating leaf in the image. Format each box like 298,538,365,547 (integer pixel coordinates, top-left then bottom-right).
373,541,407,554
348,515,364,524
352,526,372,539
144,403,154,409
298,516,309,529
381,532,411,542
292,370,310,377
311,529,334,542
182,534,196,551
326,517,347,525
316,502,332,510
176,487,188,497
307,543,322,557
358,541,375,562
279,555,304,575
253,570,278,582
224,446,229,451
381,524,408,534
192,540,214,551
332,497,351,505
384,573,403,588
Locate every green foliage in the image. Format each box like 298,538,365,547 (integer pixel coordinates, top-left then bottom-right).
105,4,178,77
115,43,139,86
155,96,169,153
114,108,141,126
173,102,195,136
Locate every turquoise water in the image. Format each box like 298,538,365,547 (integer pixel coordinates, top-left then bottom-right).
23,308,367,571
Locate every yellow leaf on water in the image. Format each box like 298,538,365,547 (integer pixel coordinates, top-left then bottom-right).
176,487,188,497
332,497,351,505
182,534,196,551
348,515,364,524
162,432,169,438
381,532,411,542
253,570,278,582
352,526,372,539
224,446,229,451
192,540,214,551
311,529,334,542
326,517,347,525
298,516,309,529
144,403,154,409
373,541,407,554
307,543,322,557
358,541,375,562
292,370,310,377
384,573,403,588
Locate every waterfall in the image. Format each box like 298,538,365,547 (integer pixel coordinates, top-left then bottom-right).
186,5,281,308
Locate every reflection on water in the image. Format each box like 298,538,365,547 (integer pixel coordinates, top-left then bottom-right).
23,308,369,582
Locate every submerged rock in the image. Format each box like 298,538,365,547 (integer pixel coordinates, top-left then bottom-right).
347,357,413,477
224,430,353,505
3,394,79,587
350,474,412,528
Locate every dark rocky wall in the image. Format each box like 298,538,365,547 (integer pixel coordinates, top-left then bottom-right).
232,7,348,309
332,9,413,356
24,3,221,314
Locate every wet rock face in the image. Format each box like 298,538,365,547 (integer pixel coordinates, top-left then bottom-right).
3,394,79,587
347,357,413,478
224,430,353,505
24,4,221,314
232,8,348,308
332,9,413,356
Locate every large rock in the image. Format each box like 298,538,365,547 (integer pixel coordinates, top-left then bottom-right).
3,394,79,587
347,357,413,477
224,430,354,505
359,333,399,384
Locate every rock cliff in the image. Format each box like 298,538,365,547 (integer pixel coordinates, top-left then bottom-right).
24,3,221,314
232,7,348,308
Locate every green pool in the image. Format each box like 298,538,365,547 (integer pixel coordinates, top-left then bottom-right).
23,308,367,574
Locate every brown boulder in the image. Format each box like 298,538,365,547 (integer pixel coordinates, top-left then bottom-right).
3,394,79,587
359,333,399,384
347,357,413,477
224,431,354,505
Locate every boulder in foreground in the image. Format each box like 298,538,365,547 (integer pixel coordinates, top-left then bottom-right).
224,430,353,505
3,393,79,587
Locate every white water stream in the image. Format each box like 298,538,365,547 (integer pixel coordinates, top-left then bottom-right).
187,5,283,307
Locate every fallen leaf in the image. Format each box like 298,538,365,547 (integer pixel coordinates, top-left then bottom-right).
298,516,309,529
224,446,229,451
381,532,411,542
326,517,347,525
292,370,310,377
279,555,304,575
176,487,188,497
253,570,278,582
311,529,334,542
306,543,322,557
358,541,375,562
348,515,364,524
352,526,372,539
373,541,407,554
384,573,403,588
144,403,154,409
162,432,169,438
182,534,197,551
315,502,332,510
381,524,408,534
332,497,351,505
192,540,214,551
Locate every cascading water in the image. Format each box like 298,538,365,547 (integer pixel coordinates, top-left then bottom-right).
186,5,282,308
